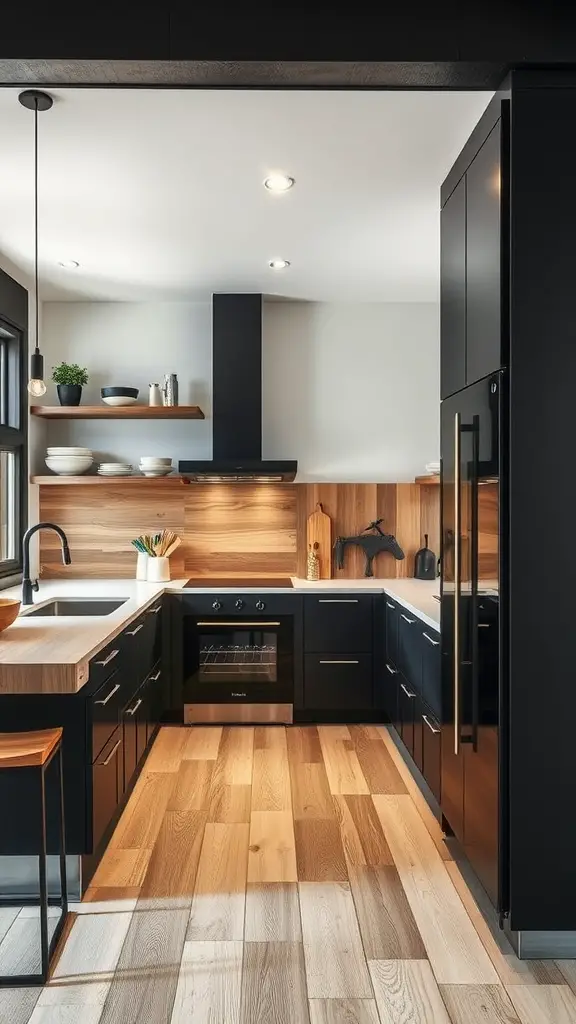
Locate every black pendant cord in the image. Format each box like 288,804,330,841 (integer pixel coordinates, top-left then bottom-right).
34,95,39,357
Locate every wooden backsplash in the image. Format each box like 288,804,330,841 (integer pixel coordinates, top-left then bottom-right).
38,481,440,580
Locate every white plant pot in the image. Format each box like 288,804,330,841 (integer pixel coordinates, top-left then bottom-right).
135,552,149,581
147,556,170,583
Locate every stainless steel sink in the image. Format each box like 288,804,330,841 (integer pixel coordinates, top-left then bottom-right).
25,598,128,617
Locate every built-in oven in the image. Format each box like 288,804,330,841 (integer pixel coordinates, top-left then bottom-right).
181,594,295,723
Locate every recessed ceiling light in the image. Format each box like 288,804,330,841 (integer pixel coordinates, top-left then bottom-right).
263,174,294,193
58,260,79,269
268,259,291,270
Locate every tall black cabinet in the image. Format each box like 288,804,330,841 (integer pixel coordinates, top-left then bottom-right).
440,71,576,957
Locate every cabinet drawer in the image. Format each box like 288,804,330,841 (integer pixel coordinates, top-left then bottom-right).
91,726,122,852
398,611,423,691
90,667,123,760
421,627,441,718
385,598,400,669
398,675,417,757
89,637,124,693
304,654,372,710
421,706,441,802
304,596,373,653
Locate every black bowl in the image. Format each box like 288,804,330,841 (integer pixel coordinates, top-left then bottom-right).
101,387,139,398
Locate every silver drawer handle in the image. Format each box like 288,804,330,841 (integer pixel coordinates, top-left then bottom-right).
423,714,440,735
319,659,359,665
318,599,359,604
95,649,119,668
126,623,144,636
386,663,397,675
150,670,161,681
147,605,162,615
423,632,440,646
98,738,121,766
478,623,490,628
126,698,142,716
400,683,416,698
386,601,396,609
401,614,416,624
94,682,120,706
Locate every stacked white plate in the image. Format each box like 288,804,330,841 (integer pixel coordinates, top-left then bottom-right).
98,463,134,477
139,456,173,478
46,447,94,476
425,461,440,475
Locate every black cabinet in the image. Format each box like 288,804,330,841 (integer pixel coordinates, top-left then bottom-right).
421,707,442,802
304,654,372,710
466,124,502,386
398,676,417,757
398,611,422,690
304,596,372,653
90,666,123,762
421,627,441,718
92,726,122,852
385,599,399,668
441,175,467,398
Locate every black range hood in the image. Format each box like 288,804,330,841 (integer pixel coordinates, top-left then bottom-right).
179,293,297,482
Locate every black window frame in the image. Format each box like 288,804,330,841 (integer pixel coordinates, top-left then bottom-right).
0,314,27,587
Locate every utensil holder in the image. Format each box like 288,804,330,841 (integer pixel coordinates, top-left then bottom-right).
147,556,170,583
135,552,149,581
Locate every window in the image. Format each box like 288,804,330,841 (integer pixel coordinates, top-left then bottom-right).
0,319,26,583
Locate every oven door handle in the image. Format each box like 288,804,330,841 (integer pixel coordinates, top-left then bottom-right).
196,621,281,627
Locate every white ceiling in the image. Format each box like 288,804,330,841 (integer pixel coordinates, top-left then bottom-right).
0,88,492,303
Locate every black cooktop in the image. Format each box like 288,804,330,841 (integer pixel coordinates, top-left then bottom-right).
184,578,294,589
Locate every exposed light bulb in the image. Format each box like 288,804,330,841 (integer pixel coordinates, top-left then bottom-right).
28,378,47,397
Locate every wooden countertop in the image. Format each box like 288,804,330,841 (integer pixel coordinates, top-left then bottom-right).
0,577,440,695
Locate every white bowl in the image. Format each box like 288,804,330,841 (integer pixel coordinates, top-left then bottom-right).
102,396,138,407
46,456,93,476
139,466,173,477
98,464,133,470
139,457,172,466
47,448,92,456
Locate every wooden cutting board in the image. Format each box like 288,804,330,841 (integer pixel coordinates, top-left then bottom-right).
306,503,332,579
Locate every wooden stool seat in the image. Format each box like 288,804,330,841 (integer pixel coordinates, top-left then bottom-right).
0,728,63,769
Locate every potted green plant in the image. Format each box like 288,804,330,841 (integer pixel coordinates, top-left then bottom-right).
51,363,89,406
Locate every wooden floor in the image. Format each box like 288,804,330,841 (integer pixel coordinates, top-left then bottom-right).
3,724,576,1023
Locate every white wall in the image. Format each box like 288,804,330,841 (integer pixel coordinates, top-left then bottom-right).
40,299,439,480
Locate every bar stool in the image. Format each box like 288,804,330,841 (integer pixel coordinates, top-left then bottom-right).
0,728,68,986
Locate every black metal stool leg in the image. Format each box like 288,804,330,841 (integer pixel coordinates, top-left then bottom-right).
38,765,49,983
57,745,68,917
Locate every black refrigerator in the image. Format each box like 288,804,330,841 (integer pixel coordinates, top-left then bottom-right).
440,369,507,915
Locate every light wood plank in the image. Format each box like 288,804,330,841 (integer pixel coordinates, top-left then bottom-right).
556,960,576,996
109,771,176,850
286,725,323,763
0,908,19,944
333,796,368,867
252,748,292,811
441,985,522,1023
245,883,302,942
99,902,190,1024
299,881,372,999
373,794,498,985
218,726,255,784
255,726,288,751
248,811,298,883
318,725,351,741
89,847,152,889
295,819,348,882
309,1000,380,1024
318,733,369,796
507,984,576,1024
182,725,222,760
140,810,206,899
340,795,393,865
349,866,426,960
208,781,252,823
37,911,132,1008
0,988,40,1024
29,1004,105,1023
144,726,188,772
188,822,249,940
170,940,243,1024
369,959,451,1024
348,727,407,794
167,760,213,811
0,915,59,979
240,941,310,1024
291,763,335,820
82,887,140,910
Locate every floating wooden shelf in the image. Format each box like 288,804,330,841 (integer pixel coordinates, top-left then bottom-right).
415,474,440,485
32,475,190,486
30,405,205,420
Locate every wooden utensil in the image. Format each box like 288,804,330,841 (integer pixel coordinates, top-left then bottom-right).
306,502,332,579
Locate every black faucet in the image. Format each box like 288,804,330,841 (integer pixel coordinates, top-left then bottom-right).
22,522,72,605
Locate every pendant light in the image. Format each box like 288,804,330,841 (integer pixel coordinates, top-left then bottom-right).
19,90,53,398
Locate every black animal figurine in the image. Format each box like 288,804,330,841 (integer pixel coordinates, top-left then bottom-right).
334,519,405,577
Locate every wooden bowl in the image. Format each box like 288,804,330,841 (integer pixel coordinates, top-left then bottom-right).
0,599,21,632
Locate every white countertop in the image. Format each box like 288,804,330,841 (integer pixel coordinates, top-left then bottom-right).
0,575,439,692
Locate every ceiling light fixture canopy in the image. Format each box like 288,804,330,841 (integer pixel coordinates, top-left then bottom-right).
263,173,294,193
19,89,53,398
58,260,79,269
268,259,291,270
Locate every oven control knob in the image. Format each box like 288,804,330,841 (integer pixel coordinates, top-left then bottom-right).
212,600,222,611
235,599,245,610
255,599,266,611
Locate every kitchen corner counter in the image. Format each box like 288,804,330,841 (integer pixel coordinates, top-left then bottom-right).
0,579,171,695
290,577,440,630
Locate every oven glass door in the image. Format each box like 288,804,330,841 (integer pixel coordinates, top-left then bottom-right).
183,615,294,704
